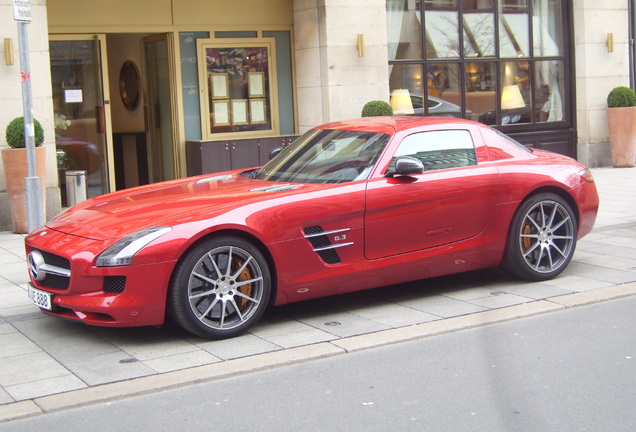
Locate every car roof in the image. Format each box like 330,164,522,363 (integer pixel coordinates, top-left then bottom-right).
317,116,486,135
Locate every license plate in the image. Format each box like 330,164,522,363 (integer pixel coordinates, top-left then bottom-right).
28,284,53,311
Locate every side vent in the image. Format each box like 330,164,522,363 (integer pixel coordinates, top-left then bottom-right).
303,226,353,265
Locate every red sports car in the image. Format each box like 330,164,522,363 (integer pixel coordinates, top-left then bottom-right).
25,117,599,339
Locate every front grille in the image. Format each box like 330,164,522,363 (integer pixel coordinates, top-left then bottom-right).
40,250,70,271
104,276,126,293
36,250,70,290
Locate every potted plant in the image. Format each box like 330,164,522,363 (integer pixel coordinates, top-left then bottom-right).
607,86,636,167
2,117,47,233
361,100,393,117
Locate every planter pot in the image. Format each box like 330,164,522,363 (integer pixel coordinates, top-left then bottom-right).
607,106,636,167
1,147,47,233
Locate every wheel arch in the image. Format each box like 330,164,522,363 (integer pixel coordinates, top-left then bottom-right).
169,228,279,306
500,185,580,260
518,186,580,229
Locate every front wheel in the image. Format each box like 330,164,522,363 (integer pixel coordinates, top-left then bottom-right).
168,236,271,339
501,193,577,281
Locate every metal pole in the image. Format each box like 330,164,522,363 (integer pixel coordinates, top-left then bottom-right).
17,20,44,232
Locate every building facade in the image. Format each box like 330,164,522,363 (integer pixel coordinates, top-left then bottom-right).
0,0,631,231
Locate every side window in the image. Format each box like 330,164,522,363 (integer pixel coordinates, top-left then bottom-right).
393,130,477,171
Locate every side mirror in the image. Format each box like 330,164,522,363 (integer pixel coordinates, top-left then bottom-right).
269,147,283,160
393,156,424,176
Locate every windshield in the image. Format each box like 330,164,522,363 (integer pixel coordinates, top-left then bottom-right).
253,129,390,183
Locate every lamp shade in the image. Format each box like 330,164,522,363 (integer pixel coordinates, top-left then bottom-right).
501,85,525,110
390,89,414,115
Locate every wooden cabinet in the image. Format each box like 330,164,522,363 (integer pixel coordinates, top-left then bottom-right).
186,135,298,176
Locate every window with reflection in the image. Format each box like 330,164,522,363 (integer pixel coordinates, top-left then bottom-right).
499,0,529,57
535,60,564,122
387,0,570,127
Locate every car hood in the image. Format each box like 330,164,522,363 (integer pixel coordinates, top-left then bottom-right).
47,171,313,241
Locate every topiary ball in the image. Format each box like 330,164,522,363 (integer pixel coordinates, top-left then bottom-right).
607,86,636,108
361,100,393,117
5,117,44,148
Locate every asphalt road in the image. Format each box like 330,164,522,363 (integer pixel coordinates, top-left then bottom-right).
3,295,635,432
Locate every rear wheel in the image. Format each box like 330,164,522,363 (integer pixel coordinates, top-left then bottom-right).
502,193,577,281
168,236,271,339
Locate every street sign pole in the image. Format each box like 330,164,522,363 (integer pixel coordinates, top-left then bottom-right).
14,0,44,232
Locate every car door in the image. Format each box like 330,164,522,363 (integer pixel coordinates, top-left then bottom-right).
364,128,500,260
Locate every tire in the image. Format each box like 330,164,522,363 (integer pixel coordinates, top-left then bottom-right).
501,193,577,281
168,236,271,339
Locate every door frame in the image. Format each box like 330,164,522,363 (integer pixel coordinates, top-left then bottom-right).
49,34,116,195
141,33,182,183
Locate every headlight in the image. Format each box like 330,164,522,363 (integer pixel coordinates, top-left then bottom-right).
96,226,172,267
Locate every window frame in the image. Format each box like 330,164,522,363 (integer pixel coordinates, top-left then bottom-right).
197,38,280,140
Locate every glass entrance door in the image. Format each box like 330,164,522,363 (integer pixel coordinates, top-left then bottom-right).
143,34,179,183
49,35,113,206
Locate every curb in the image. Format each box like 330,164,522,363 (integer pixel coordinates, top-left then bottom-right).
2,281,636,423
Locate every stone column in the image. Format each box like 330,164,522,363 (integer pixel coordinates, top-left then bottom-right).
574,0,630,167
293,0,390,132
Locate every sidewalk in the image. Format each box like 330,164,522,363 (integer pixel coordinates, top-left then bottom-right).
1,167,636,417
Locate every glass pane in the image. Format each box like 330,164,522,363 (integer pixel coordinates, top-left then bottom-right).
465,62,496,122
427,63,463,118
499,0,530,57
180,32,209,141
263,31,295,135
463,0,496,57
387,0,423,60
535,60,565,122
205,46,273,134
145,37,175,182
393,130,477,170
50,39,109,206
389,64,424,114
498,61,532,125
532,0,564,56
424,1,460,59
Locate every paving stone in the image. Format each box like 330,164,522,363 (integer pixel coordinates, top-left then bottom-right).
397,294,489,318
0,352,70,387
500,281,576,299
0,386,14,405
4,374,86,402
91,327,202,362
61,351,155,386
347,302,440,328
194,333,282,360
291,310,391,338
249,315,338,348
0,332,42,359
468,292,533,309
143,350,221,374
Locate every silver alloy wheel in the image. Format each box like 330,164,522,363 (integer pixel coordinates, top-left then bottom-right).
518,199,575,274
187,245,264,331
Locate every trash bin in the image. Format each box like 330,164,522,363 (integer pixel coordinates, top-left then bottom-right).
65,170,87,207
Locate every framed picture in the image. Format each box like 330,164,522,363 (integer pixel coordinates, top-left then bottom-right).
250,99,267,124
231,99,248,125
212,100,230,126
197,38,279,138
211,73,229,99
248,72,265,97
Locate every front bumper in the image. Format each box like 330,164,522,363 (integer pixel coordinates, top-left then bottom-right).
25,228,177,327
